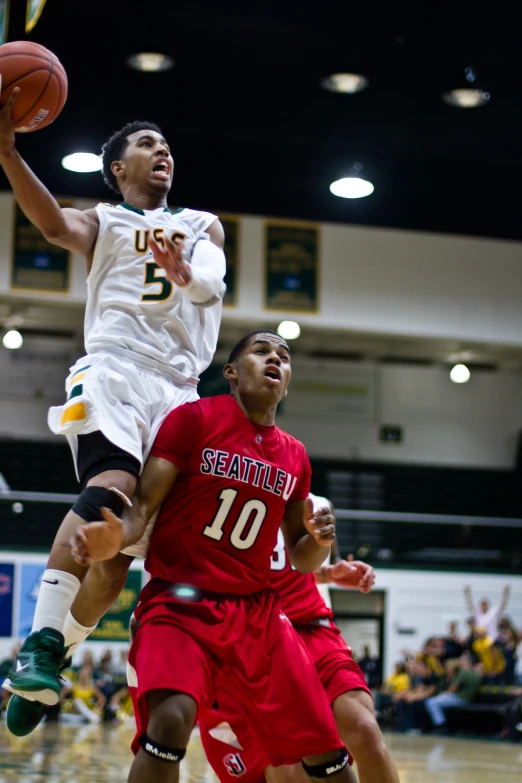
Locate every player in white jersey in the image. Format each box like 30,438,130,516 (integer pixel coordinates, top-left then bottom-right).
0,95,226,729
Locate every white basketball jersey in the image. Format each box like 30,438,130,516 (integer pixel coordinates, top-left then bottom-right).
85,203,221,384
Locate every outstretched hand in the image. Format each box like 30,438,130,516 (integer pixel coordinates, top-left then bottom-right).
303,497,336,547
149,235,192,287
325,557,376,593
70,508,125,566
0,77,19,160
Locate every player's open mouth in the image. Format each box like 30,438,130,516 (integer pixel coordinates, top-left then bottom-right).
152,162,170,180
264,368,281,383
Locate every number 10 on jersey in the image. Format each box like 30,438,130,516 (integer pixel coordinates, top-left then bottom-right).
203,489,268,551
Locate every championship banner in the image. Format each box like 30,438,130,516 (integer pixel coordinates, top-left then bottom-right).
11,201,71,292
19,563,46,637
265,221,319,312
0,563,14,637
25,0,47,32
0,0,9,44
220,216,239,307
90,570,142,643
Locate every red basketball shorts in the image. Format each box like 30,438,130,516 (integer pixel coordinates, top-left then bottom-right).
128,586,342,767
199,620,366,783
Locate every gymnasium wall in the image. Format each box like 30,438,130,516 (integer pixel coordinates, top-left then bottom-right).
0,340,521,468
1,551,521,677
1,191,522,344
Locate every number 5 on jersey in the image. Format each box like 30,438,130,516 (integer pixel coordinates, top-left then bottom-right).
203,489,267,550
141,261,173,302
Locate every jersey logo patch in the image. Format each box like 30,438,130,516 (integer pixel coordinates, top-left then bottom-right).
223,753,246,777
255,434,262,444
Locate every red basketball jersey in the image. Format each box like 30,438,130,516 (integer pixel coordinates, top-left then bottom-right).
146,395,311,594
269,530,333,623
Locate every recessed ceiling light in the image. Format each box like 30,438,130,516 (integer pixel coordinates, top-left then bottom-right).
321,73,369,94
126,52,174,73
62,153,103,173
2,330,23,350
330,177,374,199
277,321,301,340
450,364,471,383
442,89,490,108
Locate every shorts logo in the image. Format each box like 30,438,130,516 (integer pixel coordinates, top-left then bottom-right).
223,753,246,777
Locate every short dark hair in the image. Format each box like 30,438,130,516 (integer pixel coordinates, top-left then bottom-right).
101,120,164,193
227,330,284,365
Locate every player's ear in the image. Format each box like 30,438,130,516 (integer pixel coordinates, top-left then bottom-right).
223,363,237,382
111,160,125,179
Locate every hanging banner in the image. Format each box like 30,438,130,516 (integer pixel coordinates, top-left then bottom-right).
220,216,239,307
11,201,71,292
19,563,46,637
265,221,319,312
90,570,142,642
25,0,47,32
0,0,9,44
0,563,14,637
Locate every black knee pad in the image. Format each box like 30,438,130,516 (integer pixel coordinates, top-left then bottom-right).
302,749,349,779
139,733,186,763
72,486,127,523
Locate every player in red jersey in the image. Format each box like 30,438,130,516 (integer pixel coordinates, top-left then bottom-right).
71,330,353,783
200,496,400,783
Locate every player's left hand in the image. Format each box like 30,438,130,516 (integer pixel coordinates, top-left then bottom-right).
70,508,125,566
149,235,192,287
326,557,376,592
303,497,336,546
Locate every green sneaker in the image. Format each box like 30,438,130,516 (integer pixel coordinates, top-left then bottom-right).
6,695,47,737
3,627,65,705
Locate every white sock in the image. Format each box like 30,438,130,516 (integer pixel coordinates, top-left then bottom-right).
31,570,81,635
63,611,97,655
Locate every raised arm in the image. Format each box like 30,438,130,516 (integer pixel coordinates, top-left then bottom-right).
0,87,99,258
71,455,179,565
281,497,335,574
500,585,511,611
463,585,474,614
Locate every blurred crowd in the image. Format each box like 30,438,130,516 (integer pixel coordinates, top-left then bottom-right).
370,586,522,736
1,647,133,725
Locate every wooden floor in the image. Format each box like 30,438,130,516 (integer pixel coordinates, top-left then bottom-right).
0,721,521,783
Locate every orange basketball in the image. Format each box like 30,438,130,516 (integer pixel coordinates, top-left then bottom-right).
0,41,68,132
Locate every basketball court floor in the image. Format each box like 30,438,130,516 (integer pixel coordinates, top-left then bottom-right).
0,721,520,783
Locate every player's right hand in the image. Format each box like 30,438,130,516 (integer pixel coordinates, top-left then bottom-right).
70,507,125,566
0,78,19,160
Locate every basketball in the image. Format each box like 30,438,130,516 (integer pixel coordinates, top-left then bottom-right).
0,41,67,132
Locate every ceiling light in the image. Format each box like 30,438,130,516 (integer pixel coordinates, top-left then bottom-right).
62,153,103,173
442,89,490,108
3,330,23,350
321,73,369,94
126,52,174,73
277,321,301,340
330,177,374,199
450,364,470,384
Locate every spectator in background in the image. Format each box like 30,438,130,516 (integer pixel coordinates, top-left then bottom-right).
61,665,106,724
395,660,440,733
496,617,518,685
473,626,506,685
463,617,479,662
515,630,522,686
442,622,464,661
425,657,482,731
358,645,382,688
464,585,510,640
375,662,410,715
